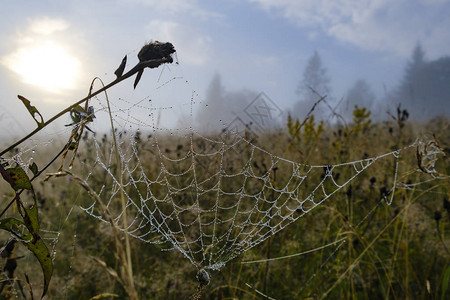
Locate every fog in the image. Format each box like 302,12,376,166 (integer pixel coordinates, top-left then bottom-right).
193,45,449,138
200,44,450,129
1,1,449,147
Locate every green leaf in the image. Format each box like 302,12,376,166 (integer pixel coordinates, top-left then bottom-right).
2,165,32,191
0,163,14,188
22,186,52,299
441,265,450,300
70,105,84,123
25,231,52,299
17,95,45,128
0,176,52,299
0,216,53,299
29,162,39,176
0,156,8,167
70,105,95,123
23,198,40,233
68,141,78,150
0,217,24,237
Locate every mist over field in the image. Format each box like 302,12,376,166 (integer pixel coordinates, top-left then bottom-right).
0,2,450,299
1,1,449,139
196,44,450,133
2,44,449,142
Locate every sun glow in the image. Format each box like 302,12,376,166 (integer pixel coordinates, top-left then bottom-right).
4,41,80,92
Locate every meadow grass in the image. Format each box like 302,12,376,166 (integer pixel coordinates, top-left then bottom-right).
1,112,448,299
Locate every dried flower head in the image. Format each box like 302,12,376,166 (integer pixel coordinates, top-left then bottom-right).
137,41,176,63
133,41,176,89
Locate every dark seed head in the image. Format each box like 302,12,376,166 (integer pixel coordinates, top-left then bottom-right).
346,185,353,199
434,210,442,222
380,186,388,198
443,197,450,211
138,41,176,62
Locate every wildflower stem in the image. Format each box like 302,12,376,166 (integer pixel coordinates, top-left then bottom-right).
0,58,171,157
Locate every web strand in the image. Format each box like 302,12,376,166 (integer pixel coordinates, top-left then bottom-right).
68,68,422,272
80,124,416,271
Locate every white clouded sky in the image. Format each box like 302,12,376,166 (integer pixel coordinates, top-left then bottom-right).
249,0,450,58
29,17,69,35
144,19,213,65
0,0,448,137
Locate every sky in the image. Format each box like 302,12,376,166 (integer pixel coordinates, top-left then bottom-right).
0,0,449,138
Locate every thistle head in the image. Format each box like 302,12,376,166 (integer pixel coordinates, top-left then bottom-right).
137,41,176,62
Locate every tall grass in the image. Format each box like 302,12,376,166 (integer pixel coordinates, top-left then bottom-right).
3,110,448,299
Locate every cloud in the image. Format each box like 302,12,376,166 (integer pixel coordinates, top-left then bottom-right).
145,20,213,65
120,0,223,20
121,1,222,66
2,41,80,92
249,0,450,58
1,17,83,94
28,17,69,35
251,54,279,69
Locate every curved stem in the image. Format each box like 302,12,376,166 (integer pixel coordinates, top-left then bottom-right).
0,58,171,157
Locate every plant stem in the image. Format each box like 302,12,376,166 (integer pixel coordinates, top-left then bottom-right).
105,79,138,299
0,58,171,157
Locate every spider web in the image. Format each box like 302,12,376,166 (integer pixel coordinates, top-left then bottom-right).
83,131,405,270
72,71,415,275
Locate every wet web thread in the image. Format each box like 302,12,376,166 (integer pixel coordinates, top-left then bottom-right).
2,69,430,276
80,123,409,271
69,71,423,272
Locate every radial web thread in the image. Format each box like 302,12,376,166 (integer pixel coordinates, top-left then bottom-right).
80,125,409,271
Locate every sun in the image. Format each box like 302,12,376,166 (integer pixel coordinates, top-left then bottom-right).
4,40,80,92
